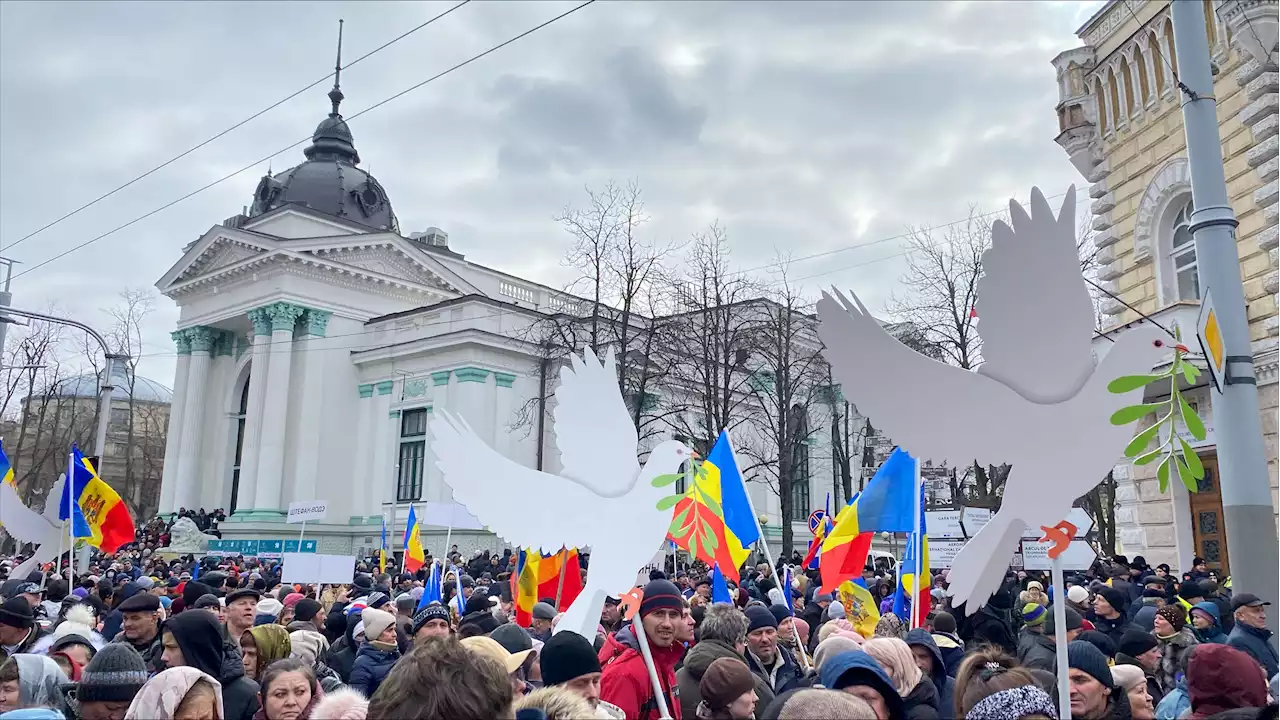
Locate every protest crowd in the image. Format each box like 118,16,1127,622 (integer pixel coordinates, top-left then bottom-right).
0,499,1274,720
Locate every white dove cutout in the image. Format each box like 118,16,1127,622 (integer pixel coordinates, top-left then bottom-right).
429,347,694,641
816,187,1169,614
0,475,69,580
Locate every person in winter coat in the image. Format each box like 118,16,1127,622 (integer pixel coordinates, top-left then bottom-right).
162,607,260,720
904,629,956,715
240,625,290,682
817,649,905,719
347,609,398,700
962,585,1017,655
1015,603,1056,672
288,629,343,694
1154,650,1192,720
1094,585,1142,645
0,654,68,715
1153,605,1199,697
741,607,809,698
322,611,358,684
600,580,686,720
861,637,939,719
0,598,47,661
124,666,223,720
1226,593,1279,679
927,612,965,678
676,606,775,719
1189,602,1228,644
1116,630,1165,706
1185,644,1270,719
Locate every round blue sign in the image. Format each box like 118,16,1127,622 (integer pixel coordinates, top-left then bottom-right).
808,510,826,534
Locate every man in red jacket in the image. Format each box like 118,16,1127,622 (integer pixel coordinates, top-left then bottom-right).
600,579,685,719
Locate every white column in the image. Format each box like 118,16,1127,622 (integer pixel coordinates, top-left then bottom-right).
253,302,304,514
352,383,375,520
428,371,450,501
369,380,395,516
494,372,515,456
173,327,214,512
233,309,273,516
158,332,192,515
290,309,330,503
453,367,490,429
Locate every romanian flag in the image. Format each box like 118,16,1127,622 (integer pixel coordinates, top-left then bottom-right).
514,549,538,627
820,448,918,591
403,504,425,573
667,431,757,582
513,548,584,626
893,481,930,628
0,440,14,487
58,446,135,553
379,515,388,575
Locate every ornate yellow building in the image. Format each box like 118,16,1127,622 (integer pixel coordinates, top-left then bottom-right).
1052,0,1277,572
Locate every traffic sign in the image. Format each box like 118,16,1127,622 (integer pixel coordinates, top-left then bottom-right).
808,510,827,535
1197,288,1225,392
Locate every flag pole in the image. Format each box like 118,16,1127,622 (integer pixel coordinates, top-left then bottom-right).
725,432,777,578
912,455,923,630
1051,550,1072,720
66,451,75,591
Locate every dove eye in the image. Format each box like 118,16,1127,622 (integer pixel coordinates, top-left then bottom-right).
1153,340,1165,348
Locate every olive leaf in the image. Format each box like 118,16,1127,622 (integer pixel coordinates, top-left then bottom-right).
1110,403,1165,426
1108,375,1163,393
1124,422,1162,457
1179,395,1207,441
1178,437,1205,481
651,473,682,488
1156,456,1171,493
656,494,681,512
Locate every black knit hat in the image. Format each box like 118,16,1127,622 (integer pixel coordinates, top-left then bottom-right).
294,598,322,623
73,643,149,703
0,596,34,629
540,629,602,686
1117,629,1158,659
639,579,683,618
1067,640,1114,688
1045,606,1083,634
746,605,778,634
182,581,213,607
1094,585,1127,613
411,603,451,635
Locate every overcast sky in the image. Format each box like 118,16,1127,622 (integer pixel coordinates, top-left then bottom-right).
0,0,1104,388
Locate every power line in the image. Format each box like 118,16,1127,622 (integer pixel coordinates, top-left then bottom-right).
10,0,597,282
1,1,473,254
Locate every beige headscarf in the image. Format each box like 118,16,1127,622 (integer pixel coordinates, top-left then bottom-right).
861,637,923,696
124,667,224,720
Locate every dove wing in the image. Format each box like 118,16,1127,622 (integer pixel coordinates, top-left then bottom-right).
0,480,60,544
817,290,1017,468
552,347,641,489
42,476,66,522
429,410,595,553
975,187,1097,402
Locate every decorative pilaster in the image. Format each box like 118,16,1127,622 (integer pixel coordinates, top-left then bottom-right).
174,326,215,512
158,329,192,514
302,309,331,338
494,372,514,455
253,302,306,514
453,367,492,446
352,383,376,521
290,308,332,504
370,379,397,512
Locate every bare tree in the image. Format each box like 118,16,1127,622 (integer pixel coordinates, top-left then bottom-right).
736,260,827,556
104,288,159,514
663,224,763,455
1079,471,1117,557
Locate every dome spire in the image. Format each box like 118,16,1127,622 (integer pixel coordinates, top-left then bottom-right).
328,19,344,117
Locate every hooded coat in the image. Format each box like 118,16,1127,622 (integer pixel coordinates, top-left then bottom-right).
1186,644,1269,720
963,587,1017,654
929,631,965,678
905,629,956,713
599,626,684,720
817,650,905,718
1155,627,1199,696
1190,602,1228,644
675,639,775,719
13,655,68,712
165,609,260,720
1016,627,1057,672
348,641,399,699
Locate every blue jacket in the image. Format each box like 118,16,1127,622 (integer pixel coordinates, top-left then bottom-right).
905,629,956,714
818,650,904,718
1191,602,1228,644
1226,622,1278,678
1155,679,1189,720
350,642,400,699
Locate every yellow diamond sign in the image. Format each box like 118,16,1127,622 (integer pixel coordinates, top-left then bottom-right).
1196,288,1225,391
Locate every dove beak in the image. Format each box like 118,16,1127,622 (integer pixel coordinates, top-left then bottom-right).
1174,344,1190,353
688,450,701,460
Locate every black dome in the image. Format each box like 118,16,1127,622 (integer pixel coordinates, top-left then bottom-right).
248,91,397,233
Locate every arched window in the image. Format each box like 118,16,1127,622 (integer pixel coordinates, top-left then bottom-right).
1121,59,1136,116
1168,200,1200,301
1150,32,1166,96
1164,22,1179,77
1108,70,1123,127
1134,46,1150,104
1095,78,1110,134
230,376,250,514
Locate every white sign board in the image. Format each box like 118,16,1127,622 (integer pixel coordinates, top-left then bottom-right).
421,501,485,531
287,501,328,524
927,539,965,569
1019,539,1098,571
280,553,356,584
927,507,992,539
1020,507,1093,539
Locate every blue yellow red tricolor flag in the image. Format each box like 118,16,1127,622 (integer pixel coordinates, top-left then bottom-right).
667,430,757,582
379,515,388,575
513,548,583,626
819,448,917,591
403,504,425,573
893,481,930,628
0,440,14,487
58,446,135,553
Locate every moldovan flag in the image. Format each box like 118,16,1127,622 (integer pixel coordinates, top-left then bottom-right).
403,504,426,573
0,440,14,487
58,446,135,553
820,447,917,591
667,430,757,582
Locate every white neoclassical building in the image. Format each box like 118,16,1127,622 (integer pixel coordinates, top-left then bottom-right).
155,82,873,559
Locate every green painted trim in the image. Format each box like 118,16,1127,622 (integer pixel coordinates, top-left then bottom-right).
454,367,490,383
389,409,401,418
348,516,367,525
187,326,217,354
247,308,274,337
171,330,193,355
240,510,287,521
375,380,394,395
431,371,451,386
494,372,516,388
366,515,385,524
301,309,332,337
358,384,374,398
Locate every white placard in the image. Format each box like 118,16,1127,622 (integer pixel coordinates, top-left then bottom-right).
928,539,965,568
1019,539,1098,571
421,501,485,531
1019,507,1093,539
926,511,963,538
280,553,356,584
287,501,328,524
961,507,992,535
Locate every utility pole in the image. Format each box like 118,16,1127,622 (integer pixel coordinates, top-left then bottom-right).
0,258,14,363
1171,1,1278,634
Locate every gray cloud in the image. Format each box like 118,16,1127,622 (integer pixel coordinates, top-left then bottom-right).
0,0,1097,387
